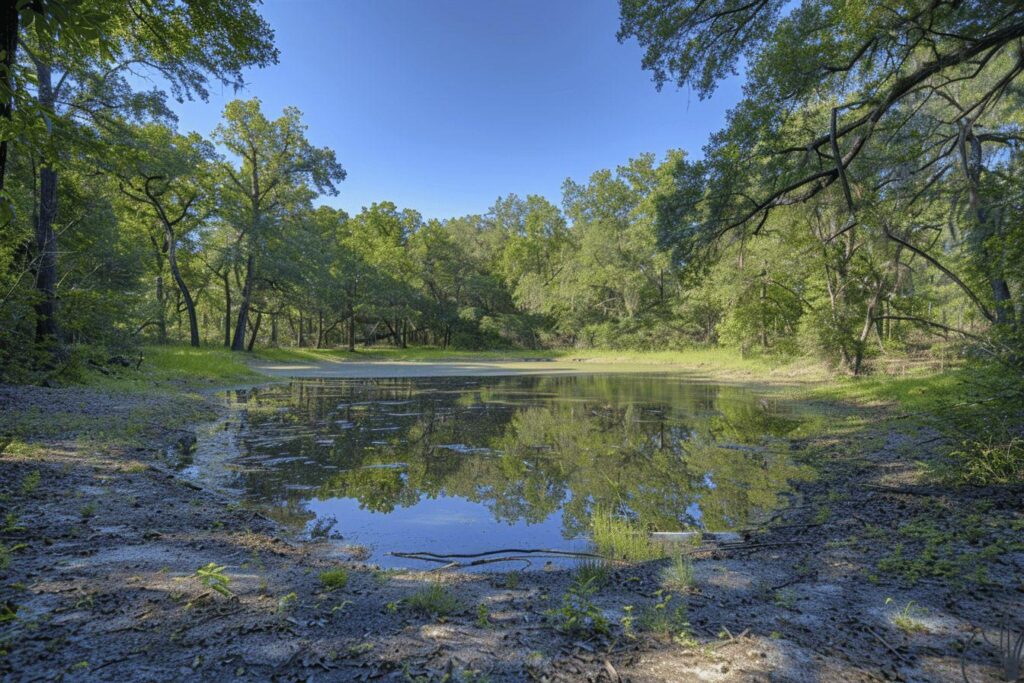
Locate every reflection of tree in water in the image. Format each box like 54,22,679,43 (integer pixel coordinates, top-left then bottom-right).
221,375,810,536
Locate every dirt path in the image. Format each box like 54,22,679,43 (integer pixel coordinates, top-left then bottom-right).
0,379,1020,681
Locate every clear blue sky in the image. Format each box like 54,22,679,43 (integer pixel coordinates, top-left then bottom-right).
168,0,742,220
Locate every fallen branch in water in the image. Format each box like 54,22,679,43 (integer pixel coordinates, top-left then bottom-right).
390,547,609,561
389,547,629,571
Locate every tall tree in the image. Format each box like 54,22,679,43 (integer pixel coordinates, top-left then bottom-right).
620,0,1024,357
13,0,276,346
213,98,345,351
112,123,213,347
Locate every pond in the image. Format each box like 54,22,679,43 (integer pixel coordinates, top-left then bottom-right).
184,374,812,568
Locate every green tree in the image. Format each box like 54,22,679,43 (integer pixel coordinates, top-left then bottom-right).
213,98,345,351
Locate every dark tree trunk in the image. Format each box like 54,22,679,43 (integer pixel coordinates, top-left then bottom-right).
270,315,278,346
347,309,355,352
246,310,262,352
31,57,60,345
165,226,199,347
34,165,59,343
0,0,17,196
231,253,254,351
156,274,167,343
222,273,231,347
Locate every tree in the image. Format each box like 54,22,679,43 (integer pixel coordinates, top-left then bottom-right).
112,124,213,347
620,0,1024,364
213,98,345,351
12,0,276,347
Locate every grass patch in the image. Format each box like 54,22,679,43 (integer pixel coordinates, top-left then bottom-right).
660,554,695,592
405,582,462,617
253,344,830,379
638,591,694,645
572,558,610,587
318,568,349,591
887,599,929,634
134,345,261,386
590,509,664,562
937,435,1024,485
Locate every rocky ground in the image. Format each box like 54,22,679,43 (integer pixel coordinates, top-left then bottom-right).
0,381,1021,682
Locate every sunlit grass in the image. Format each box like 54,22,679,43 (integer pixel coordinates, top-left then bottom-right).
404,582,462,617
318,568,349,591
590,509,664,562
141,345,261,383
660,553,695,592
572,557,610,586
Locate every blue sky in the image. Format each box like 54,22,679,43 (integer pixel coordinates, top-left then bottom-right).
168,0,742,220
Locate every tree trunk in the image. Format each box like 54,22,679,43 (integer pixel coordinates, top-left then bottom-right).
31,58,60,345
222,273,232,347
165,225,200,347
34,165,59,343
231,252,254,351
964,131,1015,325
0,0,16,196
347,308,355,352
156,273,167,343
270,315,278,346
246,310,262,352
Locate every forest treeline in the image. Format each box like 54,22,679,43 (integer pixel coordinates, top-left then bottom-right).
1,0,1022,380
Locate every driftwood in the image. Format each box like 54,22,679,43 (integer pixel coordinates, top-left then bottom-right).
389,547,623,571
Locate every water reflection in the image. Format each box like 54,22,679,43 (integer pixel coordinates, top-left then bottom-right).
188,375,810,566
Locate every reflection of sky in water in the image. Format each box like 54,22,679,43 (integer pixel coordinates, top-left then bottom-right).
185,375,809,569
308,495,582,569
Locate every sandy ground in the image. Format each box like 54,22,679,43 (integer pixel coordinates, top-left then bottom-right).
249,358,693,379
0,371,1021,682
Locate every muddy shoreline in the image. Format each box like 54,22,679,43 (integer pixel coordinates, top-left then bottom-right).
0,377,1020,682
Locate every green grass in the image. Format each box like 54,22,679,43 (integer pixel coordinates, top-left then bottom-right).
318,568,349,591
572,557,611,586
660,554,695,592
590,509,665,563
404,582,462,617
136,345,260,385
808,368,968,413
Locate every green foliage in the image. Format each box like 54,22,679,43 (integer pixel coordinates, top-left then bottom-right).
659,554,694,592
572,558,610,587
19,471,41,496
637,591,694,645
194,563,232,596
590,509,664,562
940,436,1024,486
404,582,461,618
318,568,349,591
546,576,609,637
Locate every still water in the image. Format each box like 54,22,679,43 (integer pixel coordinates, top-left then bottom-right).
184,374,810,568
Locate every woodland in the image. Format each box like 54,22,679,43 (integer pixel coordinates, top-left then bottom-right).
1,0,1021,380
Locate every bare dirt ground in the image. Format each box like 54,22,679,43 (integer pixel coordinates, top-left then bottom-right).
0,375,1021,682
